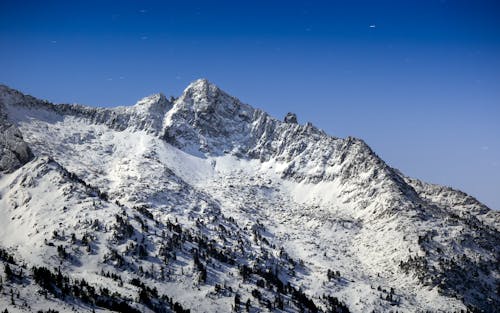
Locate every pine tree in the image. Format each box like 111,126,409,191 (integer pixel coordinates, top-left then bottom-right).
4,264,13,280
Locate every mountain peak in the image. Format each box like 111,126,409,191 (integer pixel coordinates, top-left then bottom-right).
163,79,256,156
172,78,249,121
133,92,170,113
134,92,168,106
1,81,498,313
186,78,214,90
181,78,225,103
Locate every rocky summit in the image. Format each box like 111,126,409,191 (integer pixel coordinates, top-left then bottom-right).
0,79,498,313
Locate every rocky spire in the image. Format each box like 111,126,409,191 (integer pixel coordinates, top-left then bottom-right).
284,112,298,124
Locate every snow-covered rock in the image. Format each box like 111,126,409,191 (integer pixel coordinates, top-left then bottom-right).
0,80,498,313
284,112,298,124
0,87,33,173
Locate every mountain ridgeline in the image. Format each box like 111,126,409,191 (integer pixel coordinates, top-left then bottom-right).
0,79,498,313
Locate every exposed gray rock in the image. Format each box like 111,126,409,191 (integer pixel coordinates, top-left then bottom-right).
0,80,498,313
284,112,298,124
0,103,33,173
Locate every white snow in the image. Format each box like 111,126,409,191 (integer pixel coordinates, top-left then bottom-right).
0,80,497,312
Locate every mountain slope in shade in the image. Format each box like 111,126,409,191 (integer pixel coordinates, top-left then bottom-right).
0,80,498,313
0,90,33,173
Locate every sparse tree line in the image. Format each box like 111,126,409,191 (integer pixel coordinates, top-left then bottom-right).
0,168,358,312
398,225,499,313
1,247,190,313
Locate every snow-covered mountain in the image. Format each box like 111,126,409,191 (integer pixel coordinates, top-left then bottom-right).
0,79,498,313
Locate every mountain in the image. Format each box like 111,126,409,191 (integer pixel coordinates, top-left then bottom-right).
0,79,498,313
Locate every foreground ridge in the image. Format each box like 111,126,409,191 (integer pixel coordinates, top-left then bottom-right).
0,80,498,312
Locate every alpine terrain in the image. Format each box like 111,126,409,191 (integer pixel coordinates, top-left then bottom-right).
0,79,498,313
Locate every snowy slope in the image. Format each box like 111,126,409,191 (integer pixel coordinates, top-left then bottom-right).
0,80,498,313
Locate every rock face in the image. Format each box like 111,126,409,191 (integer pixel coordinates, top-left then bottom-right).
284,112,298,124
0,88,33,173
0,119,33,173
0,80,498,313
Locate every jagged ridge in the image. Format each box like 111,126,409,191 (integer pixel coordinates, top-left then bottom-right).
0,80,498,313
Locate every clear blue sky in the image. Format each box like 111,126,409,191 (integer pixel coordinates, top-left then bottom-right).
1,0,499,209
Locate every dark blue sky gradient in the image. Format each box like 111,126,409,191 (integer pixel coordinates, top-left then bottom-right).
1,0,499,208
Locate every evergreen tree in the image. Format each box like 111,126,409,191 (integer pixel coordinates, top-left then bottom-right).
4,264,13,280
234,293,240,309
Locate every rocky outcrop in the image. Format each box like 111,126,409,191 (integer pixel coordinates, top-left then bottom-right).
284,112,298,124
0,101,33,173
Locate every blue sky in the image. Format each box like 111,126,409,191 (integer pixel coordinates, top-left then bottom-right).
1,0,499,209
